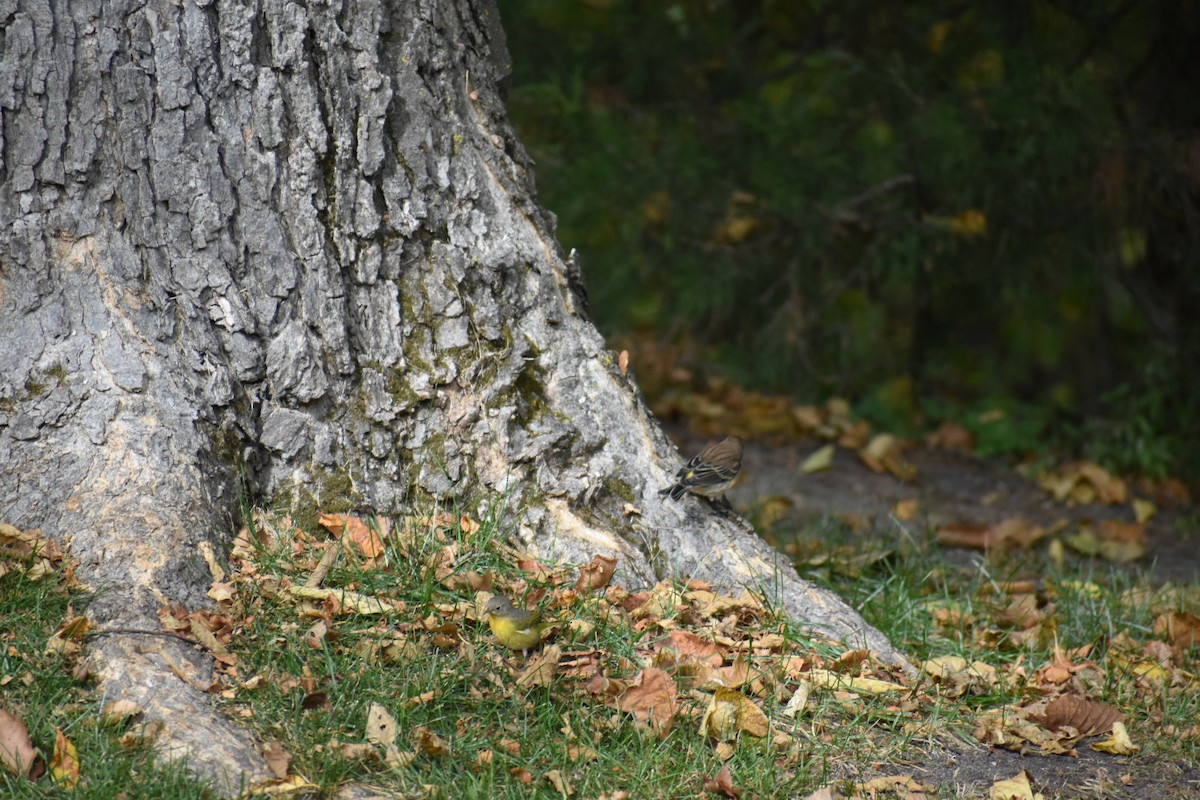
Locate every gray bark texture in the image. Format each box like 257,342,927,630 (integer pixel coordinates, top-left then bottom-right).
0,0,905,792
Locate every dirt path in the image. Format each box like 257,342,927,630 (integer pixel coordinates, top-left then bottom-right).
721,436,1200,585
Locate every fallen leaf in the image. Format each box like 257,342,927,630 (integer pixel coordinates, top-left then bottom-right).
101,699,142,726
1091,721,1139,755
808,669,905,695
926,421,975,451
1132,498,1156,523
935,518,1046,551
858,434,916,481
0,707,42,779
262,739,291,779
575,555,618,592
318,513,386,560
615,667,678,737
1154,611,1200,650
415,726,450,757
703,764,742,798
988,770,1042,800
50,728,79,788
858,774,935,798
545,769,574,797
287,586,394,615
799,788,839,800
517,644,562,688
1030,695,1123,736
893,498,919,521
365,703,398,749
800,444,835,474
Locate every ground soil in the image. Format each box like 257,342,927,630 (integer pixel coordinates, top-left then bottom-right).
670,431,1200,798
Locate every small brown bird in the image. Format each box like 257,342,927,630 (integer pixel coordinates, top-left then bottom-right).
660,436,744,501
482,594,549,656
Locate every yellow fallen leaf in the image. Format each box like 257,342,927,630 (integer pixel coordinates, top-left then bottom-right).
800,444,835,474
808,669,906,694
989,770,1042,800
287,586,394,615
1092,721,1139,755
50,728,79,788
892,498,919,520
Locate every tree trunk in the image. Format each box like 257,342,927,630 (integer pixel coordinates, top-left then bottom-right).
0,0,904,791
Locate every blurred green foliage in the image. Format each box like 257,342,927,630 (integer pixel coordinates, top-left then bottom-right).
498,0,1200,477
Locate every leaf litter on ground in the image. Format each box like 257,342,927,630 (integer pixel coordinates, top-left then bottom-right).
2,507,1198,796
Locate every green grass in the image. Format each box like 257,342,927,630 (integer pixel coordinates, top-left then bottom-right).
0,568,213,799
2,500,1197,797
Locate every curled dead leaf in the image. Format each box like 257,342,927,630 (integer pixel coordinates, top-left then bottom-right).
575,554,618,593
1031,695,1123,737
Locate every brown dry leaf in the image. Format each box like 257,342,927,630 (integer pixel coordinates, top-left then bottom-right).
830,649,869,673
50,728,79,788
262,739,291,779
365,702,398,750
615,667,678,737
0,707,42,779
45,614,90,656
893,498,920,521
1091,721,1139,755
101,699,142,726
935,518,1045,552
858,434,916,481
1039,461,1127,505
318,513,386,561
994,593,1043,630
857,774,935,799
509,767,535,783
988,770,1043,800
799,788,839,800
1065,522,1146,563
655,630,724,665
753,496,794,531
189,617,237,667
1031,695,1123,736
926,421,975,452
575,555,618,593
1154,611,1200,650
545,769,574,797
973,708,1075,755
415,726,450,757
703,764,742,798
566,743,599,763
923,656,998,697
517,644,562,689
934,522,991,549
404,690,438,709
0,523,61,564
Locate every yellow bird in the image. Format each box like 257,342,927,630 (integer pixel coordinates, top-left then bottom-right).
482,594,548,655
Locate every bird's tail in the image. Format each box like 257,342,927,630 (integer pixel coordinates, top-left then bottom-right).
659,483,688,501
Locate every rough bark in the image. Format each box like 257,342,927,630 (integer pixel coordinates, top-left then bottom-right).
0,0,905,792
